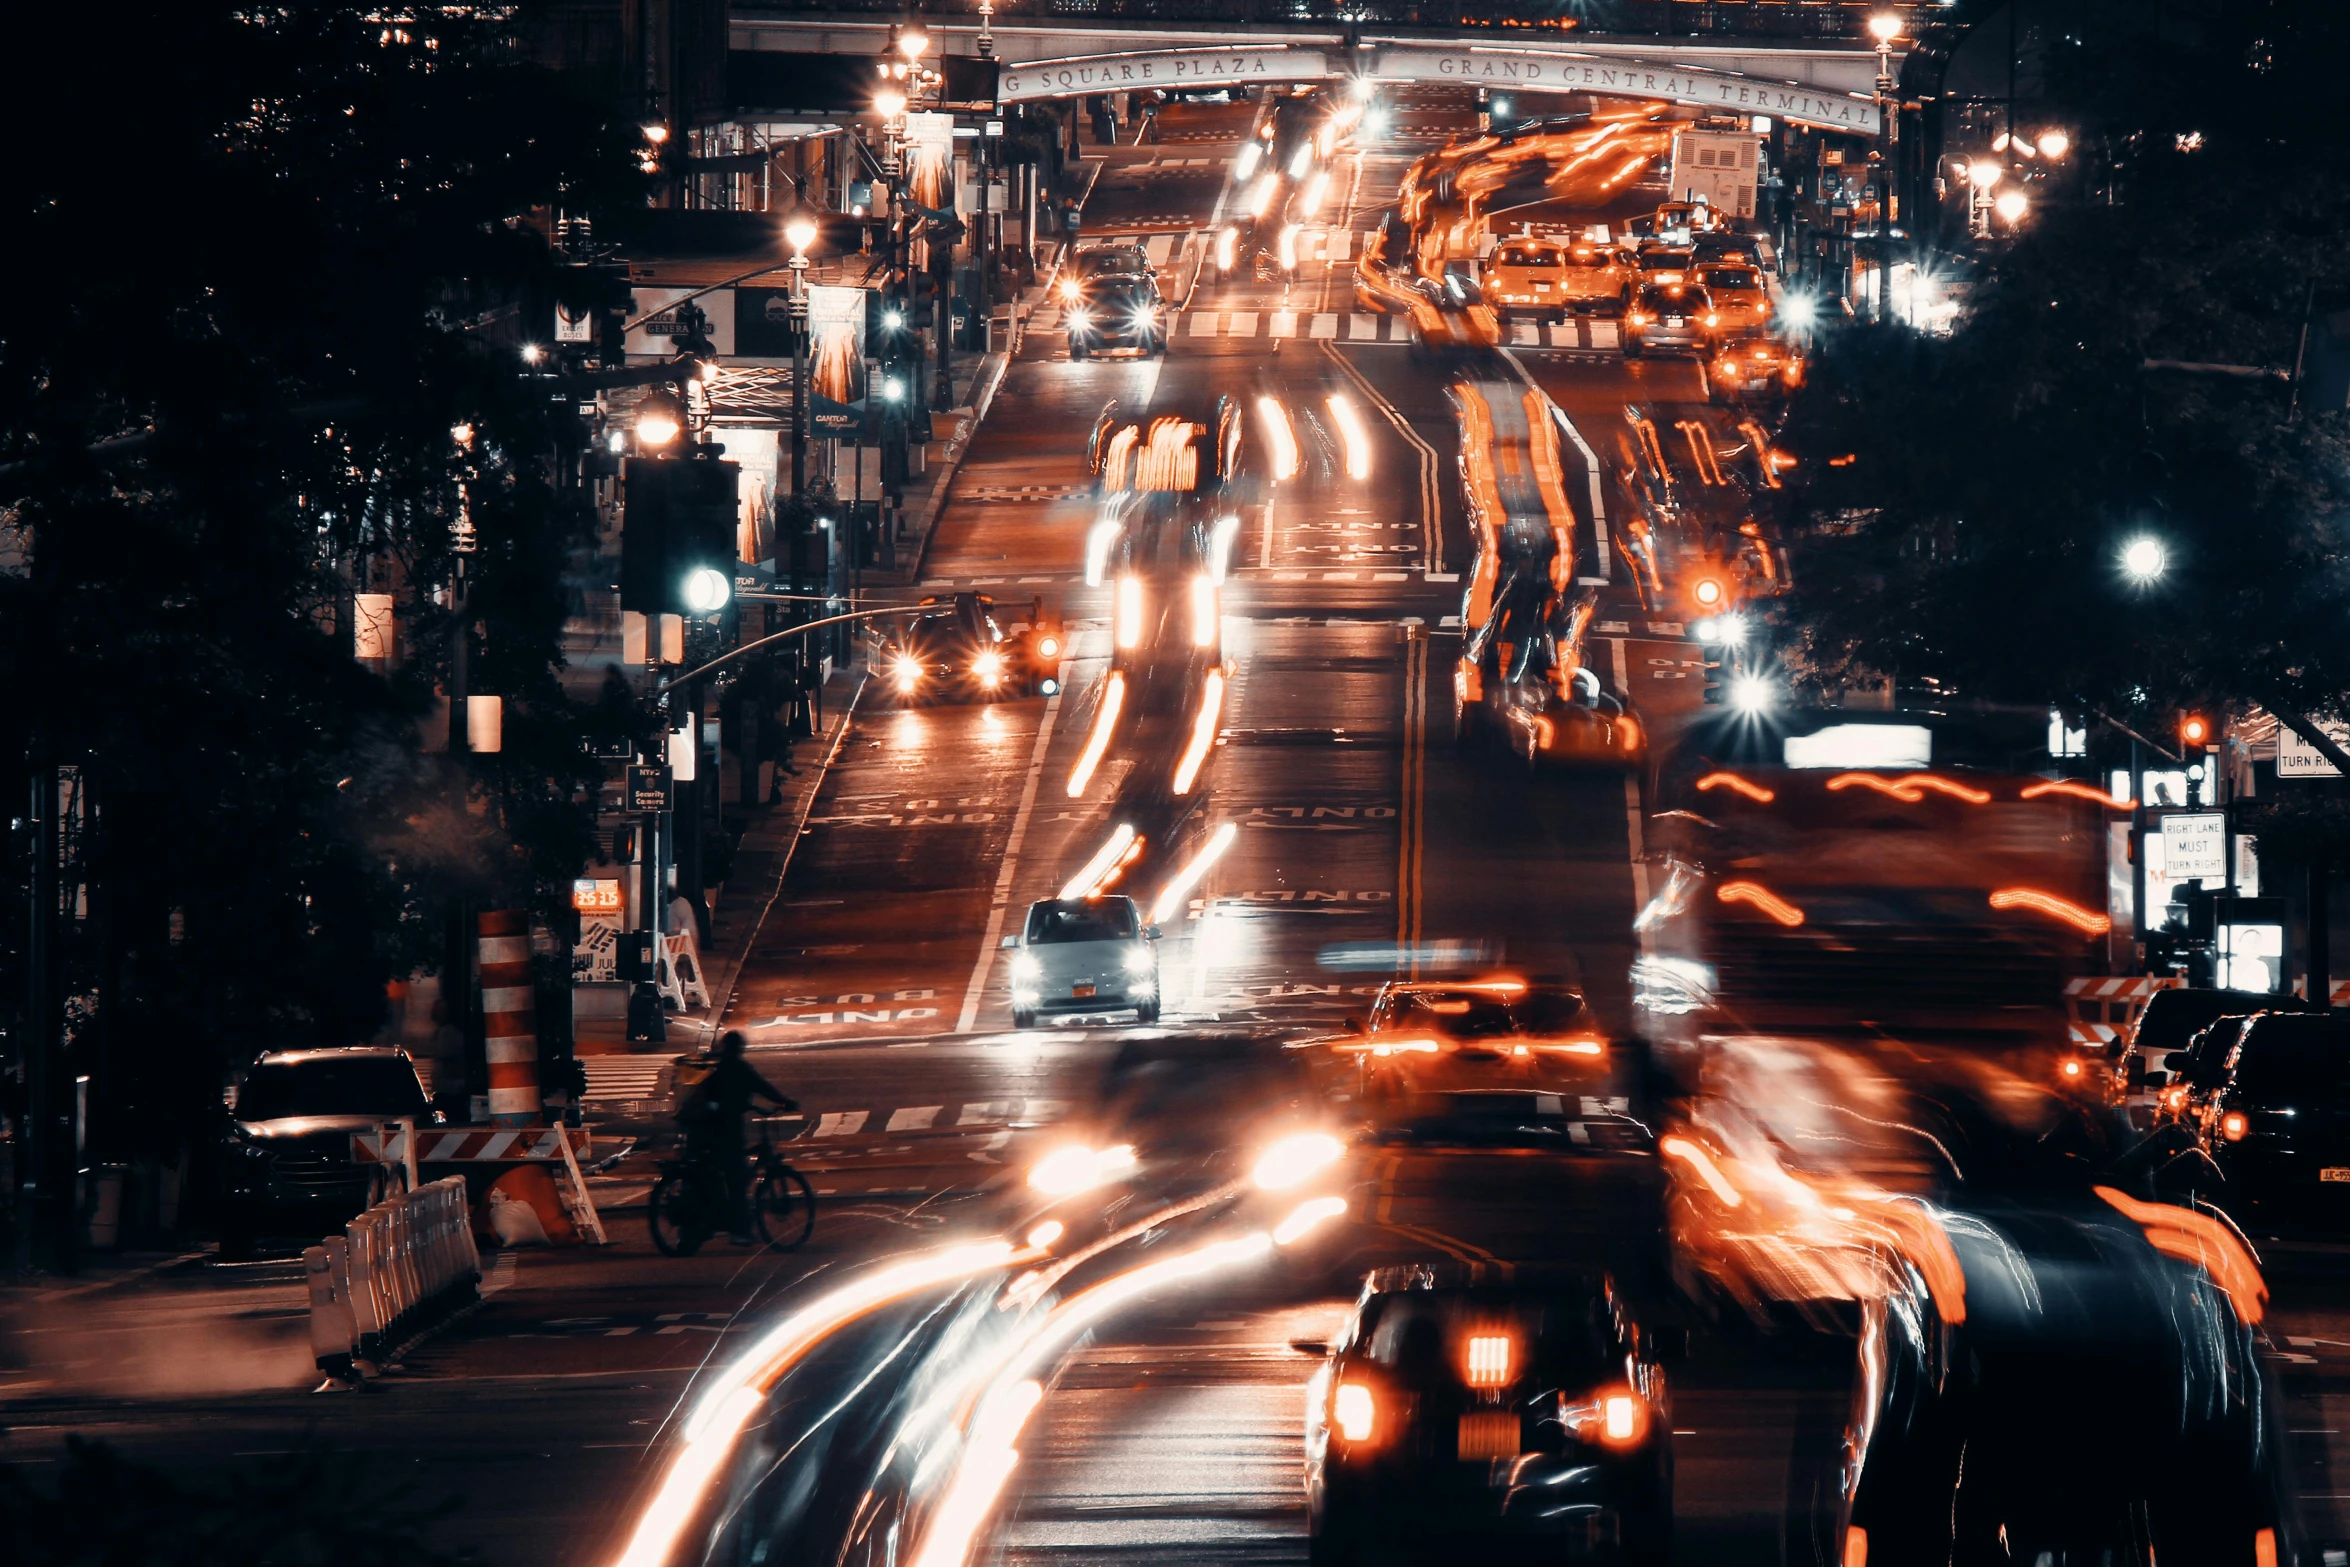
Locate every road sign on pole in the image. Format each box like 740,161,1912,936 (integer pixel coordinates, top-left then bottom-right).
626,764,674,812
2161,811,2228,881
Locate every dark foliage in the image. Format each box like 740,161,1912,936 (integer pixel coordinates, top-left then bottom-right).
2,4,641,1154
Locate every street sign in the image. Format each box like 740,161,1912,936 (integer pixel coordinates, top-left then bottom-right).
627,764,674,812
2161,811,2228,881
2277,719,2350,778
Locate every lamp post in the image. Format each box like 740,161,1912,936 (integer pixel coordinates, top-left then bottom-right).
784,207,819,498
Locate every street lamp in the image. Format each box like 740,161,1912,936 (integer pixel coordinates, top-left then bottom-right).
899,27,928,60
784,207,820,499
1966,159,2003,237
1993,188,2029,226
2122,537,2167,583
874,86,907,123
635,391,682,448
2037,129,2071,159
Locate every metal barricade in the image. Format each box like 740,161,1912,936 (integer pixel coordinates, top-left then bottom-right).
304,1175,481,1386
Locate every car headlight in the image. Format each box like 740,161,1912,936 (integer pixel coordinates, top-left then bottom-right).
1067,307,1092,331
1133,304,1159,328
1029,1143,1137,1196
1253,1131,1345,1191
1121,944,1154,973
1010,953,1041,981
974,649,1004,686
892,655,922,690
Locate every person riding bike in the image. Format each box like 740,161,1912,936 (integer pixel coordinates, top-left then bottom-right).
676,1030,797,1244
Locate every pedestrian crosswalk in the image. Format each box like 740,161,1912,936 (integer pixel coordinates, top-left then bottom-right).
794,1100,1070,1139
581,1056,670,1102
1029,306,1625,351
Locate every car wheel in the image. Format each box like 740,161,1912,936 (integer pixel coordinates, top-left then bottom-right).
1453,700,1478,753
1012,1007,1037,1030
1623,338,1643,358
1069,339,1088,361
1136,1000,1161,1024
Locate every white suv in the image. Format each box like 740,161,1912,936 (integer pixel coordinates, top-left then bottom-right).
1003,896,1161,1028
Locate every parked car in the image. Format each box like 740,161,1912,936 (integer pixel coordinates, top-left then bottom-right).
1304,1262,1675,1566
211,1047,439,1255
2197,1011,2350,1234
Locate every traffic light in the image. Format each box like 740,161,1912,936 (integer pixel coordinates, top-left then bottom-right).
620,448,741,616
2180,713,2211,747
1689,574,1730,615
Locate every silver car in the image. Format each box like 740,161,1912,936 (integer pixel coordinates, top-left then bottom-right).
1003,896,1161,1027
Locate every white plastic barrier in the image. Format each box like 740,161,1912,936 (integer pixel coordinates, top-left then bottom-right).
303,1175,481,1380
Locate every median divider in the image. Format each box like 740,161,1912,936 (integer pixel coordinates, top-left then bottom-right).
303,1175,481,1389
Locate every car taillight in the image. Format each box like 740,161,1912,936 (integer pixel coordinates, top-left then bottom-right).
1333,1381,1375,1442
2060,1058,2084,1080
1628,312,1647,325
1574,1387,1648,1447
2221,1110,2249,1141
1705,312,1719,326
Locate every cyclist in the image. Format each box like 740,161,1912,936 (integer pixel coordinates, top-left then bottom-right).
677,1030,797,1244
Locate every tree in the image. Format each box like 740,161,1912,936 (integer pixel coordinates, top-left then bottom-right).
0,4,642,1169
1781,1,2350,784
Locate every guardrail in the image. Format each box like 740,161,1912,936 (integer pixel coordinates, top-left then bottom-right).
740,0,1923,41
303,1175,481,1387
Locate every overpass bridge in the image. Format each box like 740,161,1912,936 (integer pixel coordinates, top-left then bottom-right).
734,6,1909,135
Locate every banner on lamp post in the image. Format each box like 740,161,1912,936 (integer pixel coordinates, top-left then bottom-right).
805,285,870,437
904,112,956,211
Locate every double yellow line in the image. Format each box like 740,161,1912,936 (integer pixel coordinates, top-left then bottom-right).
1398,625,1427,977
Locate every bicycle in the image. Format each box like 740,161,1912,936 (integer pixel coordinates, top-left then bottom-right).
648,1118,817,1256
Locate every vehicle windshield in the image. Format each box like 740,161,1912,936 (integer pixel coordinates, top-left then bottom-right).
1080,249,1149,277
1027,899,1140,944
2135,989,2293,1057
2232,1019,2350,1097
1082,278,1154,303
1641,251,1692,269
239,1057,429,1121
1496,246,1558,267
1641,286,1706,311
1359,1289,1615,1384
1701,268,1760,291
1565,250,1614,268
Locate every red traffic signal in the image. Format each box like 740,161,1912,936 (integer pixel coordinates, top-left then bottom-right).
2179,714,2210,747
1689,575,1729,613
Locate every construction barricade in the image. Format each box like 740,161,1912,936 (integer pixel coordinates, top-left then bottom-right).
303,1175,480,1387
351,1123,608,1246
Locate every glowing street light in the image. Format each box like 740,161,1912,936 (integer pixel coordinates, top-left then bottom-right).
784,210,820,259
875,87,907,121
1967,161,2004,190
899,27,929,59
2037,129,2071,159
1866,12,1902,43
1993,188,2029,225
2121,537,2167,583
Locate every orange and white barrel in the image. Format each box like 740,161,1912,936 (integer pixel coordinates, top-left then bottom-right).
477,910,539,1126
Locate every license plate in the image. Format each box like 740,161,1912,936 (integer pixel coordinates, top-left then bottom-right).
1071,983,1096,999
1665,317,1685,327
1457,1411,1518,1461
2322,1167,2350,1183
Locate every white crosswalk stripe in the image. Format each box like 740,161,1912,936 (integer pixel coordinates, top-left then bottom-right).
580,1057,668,1101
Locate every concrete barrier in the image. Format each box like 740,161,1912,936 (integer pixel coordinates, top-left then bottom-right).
303,1175,480,1387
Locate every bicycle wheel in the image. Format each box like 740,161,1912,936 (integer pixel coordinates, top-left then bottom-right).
648,1170,708,1256
753,1164,816,1250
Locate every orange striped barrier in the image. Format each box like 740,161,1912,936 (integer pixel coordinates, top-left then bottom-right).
478,909,538,1125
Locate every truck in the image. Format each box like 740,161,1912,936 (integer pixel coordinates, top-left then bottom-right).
1665,129,1761,223
1636,707,2122,1072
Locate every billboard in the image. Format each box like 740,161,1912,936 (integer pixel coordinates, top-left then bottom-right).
806,284,870,437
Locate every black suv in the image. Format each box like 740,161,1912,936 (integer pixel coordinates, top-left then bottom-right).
1067,270,1167,359
2199,1011,2350,1233
212,1047,438,1253
1304,1263,1674,1565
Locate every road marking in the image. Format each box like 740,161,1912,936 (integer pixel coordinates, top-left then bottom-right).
1399,625,1428,976
885,1105,942,1132
955,680,1066,1032
814,1111,869,1137
1321,340,1441,572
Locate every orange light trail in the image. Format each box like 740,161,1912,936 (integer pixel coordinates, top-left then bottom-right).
1989,887,2113,935
1695,772,1775,803
1659,1137,1742,1207
1171,668,1225,795
1066,672,1124,797
2095,1185,2267,1325
1716,880,1805,927
2022,779,2134,808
